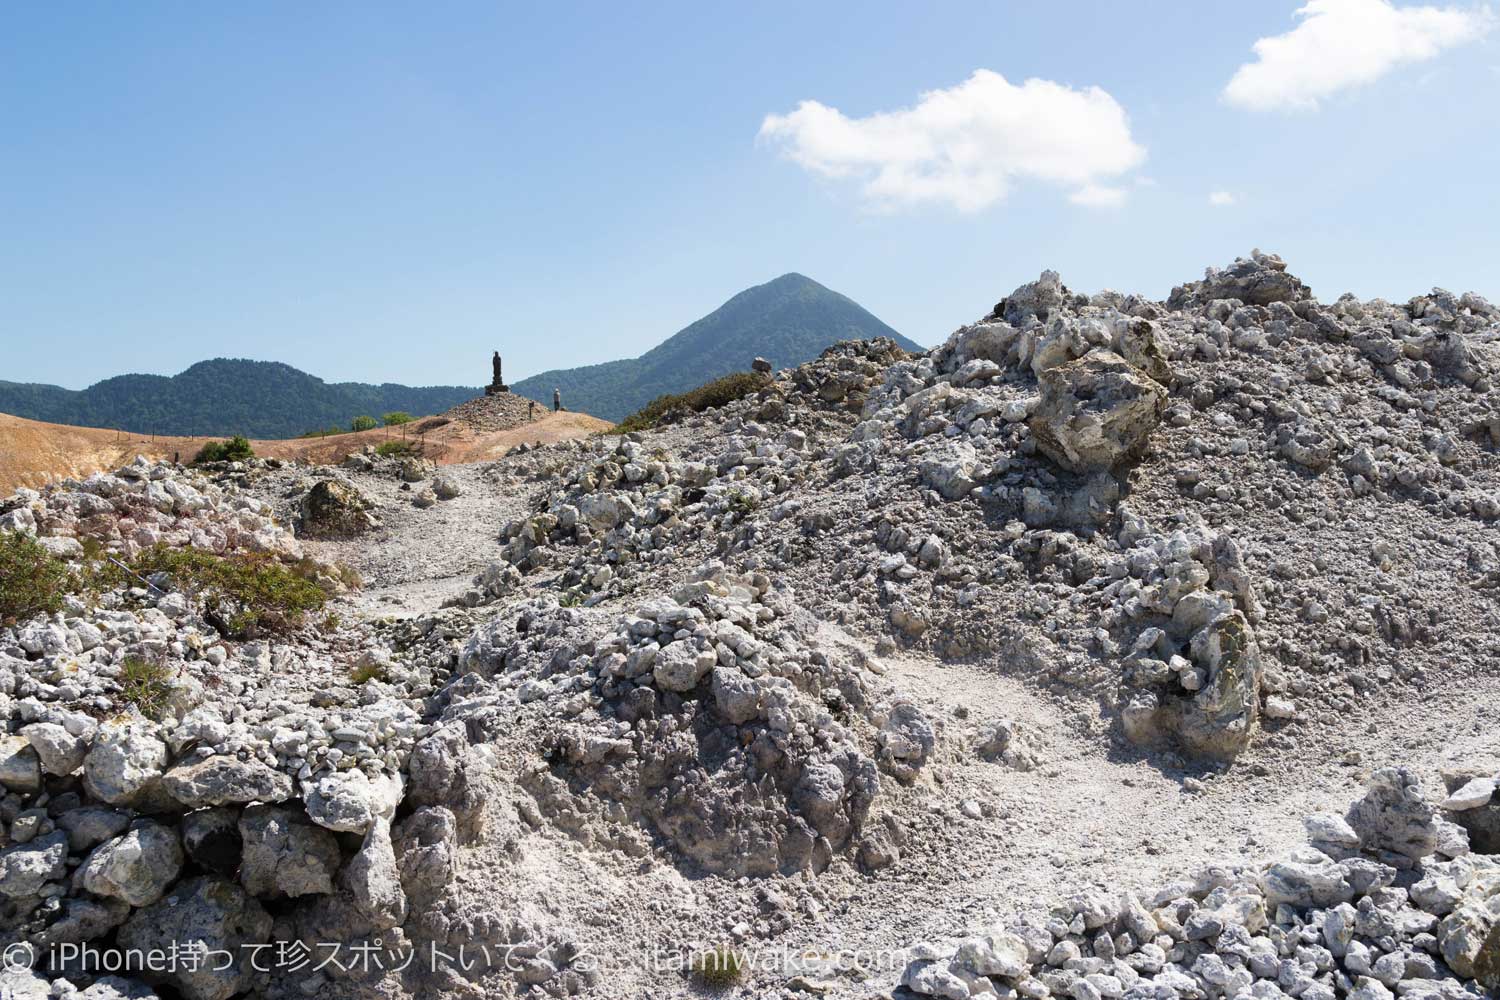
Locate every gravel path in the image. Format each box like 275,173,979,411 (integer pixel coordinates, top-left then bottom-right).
293,461,537,616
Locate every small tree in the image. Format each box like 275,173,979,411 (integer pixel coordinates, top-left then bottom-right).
382,411,413,426
350,415,378,432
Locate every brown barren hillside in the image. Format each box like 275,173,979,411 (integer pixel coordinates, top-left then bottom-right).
0,404,612,493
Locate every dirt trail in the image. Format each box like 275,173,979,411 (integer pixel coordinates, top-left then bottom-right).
0,408,610,493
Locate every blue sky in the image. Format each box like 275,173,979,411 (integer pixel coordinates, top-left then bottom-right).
3,1,1497,390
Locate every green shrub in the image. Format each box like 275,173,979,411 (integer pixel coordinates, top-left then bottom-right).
118,655,174,720
131,546,331,637
350,415,378,432
381,411,414,426
375,440,415,458
616,372,770,434
192,435,255,464
689,947,746,989
349,658,388,684
0,531,72,624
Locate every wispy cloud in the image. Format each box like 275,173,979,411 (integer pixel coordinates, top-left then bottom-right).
1223,0,1494,112
759,70,1146,212
1208,190,1239,207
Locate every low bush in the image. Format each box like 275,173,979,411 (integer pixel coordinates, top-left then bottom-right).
375,440,415,458
348,659,388,684
192,435,255,464
616,372,770,434
130,546,331,637
689,946,746,989
118,655,174,720
0,531,72,624
350,415,379,432
381,411,414,426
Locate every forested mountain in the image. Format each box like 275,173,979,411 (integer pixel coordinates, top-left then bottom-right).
0,360,477,439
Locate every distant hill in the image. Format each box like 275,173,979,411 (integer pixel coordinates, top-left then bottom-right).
511,273,921,422
0,360,479,439
0,275,917,435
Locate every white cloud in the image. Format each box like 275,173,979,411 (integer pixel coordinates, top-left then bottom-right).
758,69,1146,212
1208,190,1239,207
1070,184,1129,208
1223,0,1494,112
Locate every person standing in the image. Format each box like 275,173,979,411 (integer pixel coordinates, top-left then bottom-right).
553,388,561,412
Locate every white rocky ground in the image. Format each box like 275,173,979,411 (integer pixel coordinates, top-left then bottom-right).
1,252,1498,1000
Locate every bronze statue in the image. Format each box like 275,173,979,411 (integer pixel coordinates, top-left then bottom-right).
486,351,509,395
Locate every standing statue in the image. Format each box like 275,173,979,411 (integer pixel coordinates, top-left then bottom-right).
485,351,509,395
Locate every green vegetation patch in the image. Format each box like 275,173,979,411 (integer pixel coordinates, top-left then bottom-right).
616,371,770,434
689,946,747,989
381,411,414,426
130,545,332,637
118,655,175,720
298,425,349,439
192,435,255,464
375,440,416,458
350,415,379,432
0,531,72,624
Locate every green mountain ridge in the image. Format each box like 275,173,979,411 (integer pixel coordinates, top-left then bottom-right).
511,273,922,422
0,274,919,435
0,359,479,439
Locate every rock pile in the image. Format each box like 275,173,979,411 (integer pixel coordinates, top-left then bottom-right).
896,768,1497,1000
0,460,503,1000
459,562,886,877
1,456,300,562
441,391,541,433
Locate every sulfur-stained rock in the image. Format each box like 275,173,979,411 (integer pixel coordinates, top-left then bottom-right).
1029,351,1167,474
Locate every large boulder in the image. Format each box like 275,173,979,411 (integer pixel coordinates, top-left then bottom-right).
237,804,342,898
1028,351,1166,474
651,640,715,692
1173,610,1262,759
877,703,935,784
393,806,458,910
299,479,378,538
117,876,272,1000
1169,249,1311,308
75,821,184,906
1122,610,1263,762
83,722,169,808
162,755,294,809
0,831,69,899
302,769,402,834
918,441,980,500
1441,768,1500,854
1346,767,1440,863
0,734,43,792
340,820,407,930
22,722,89,777
1437,870,1500,987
